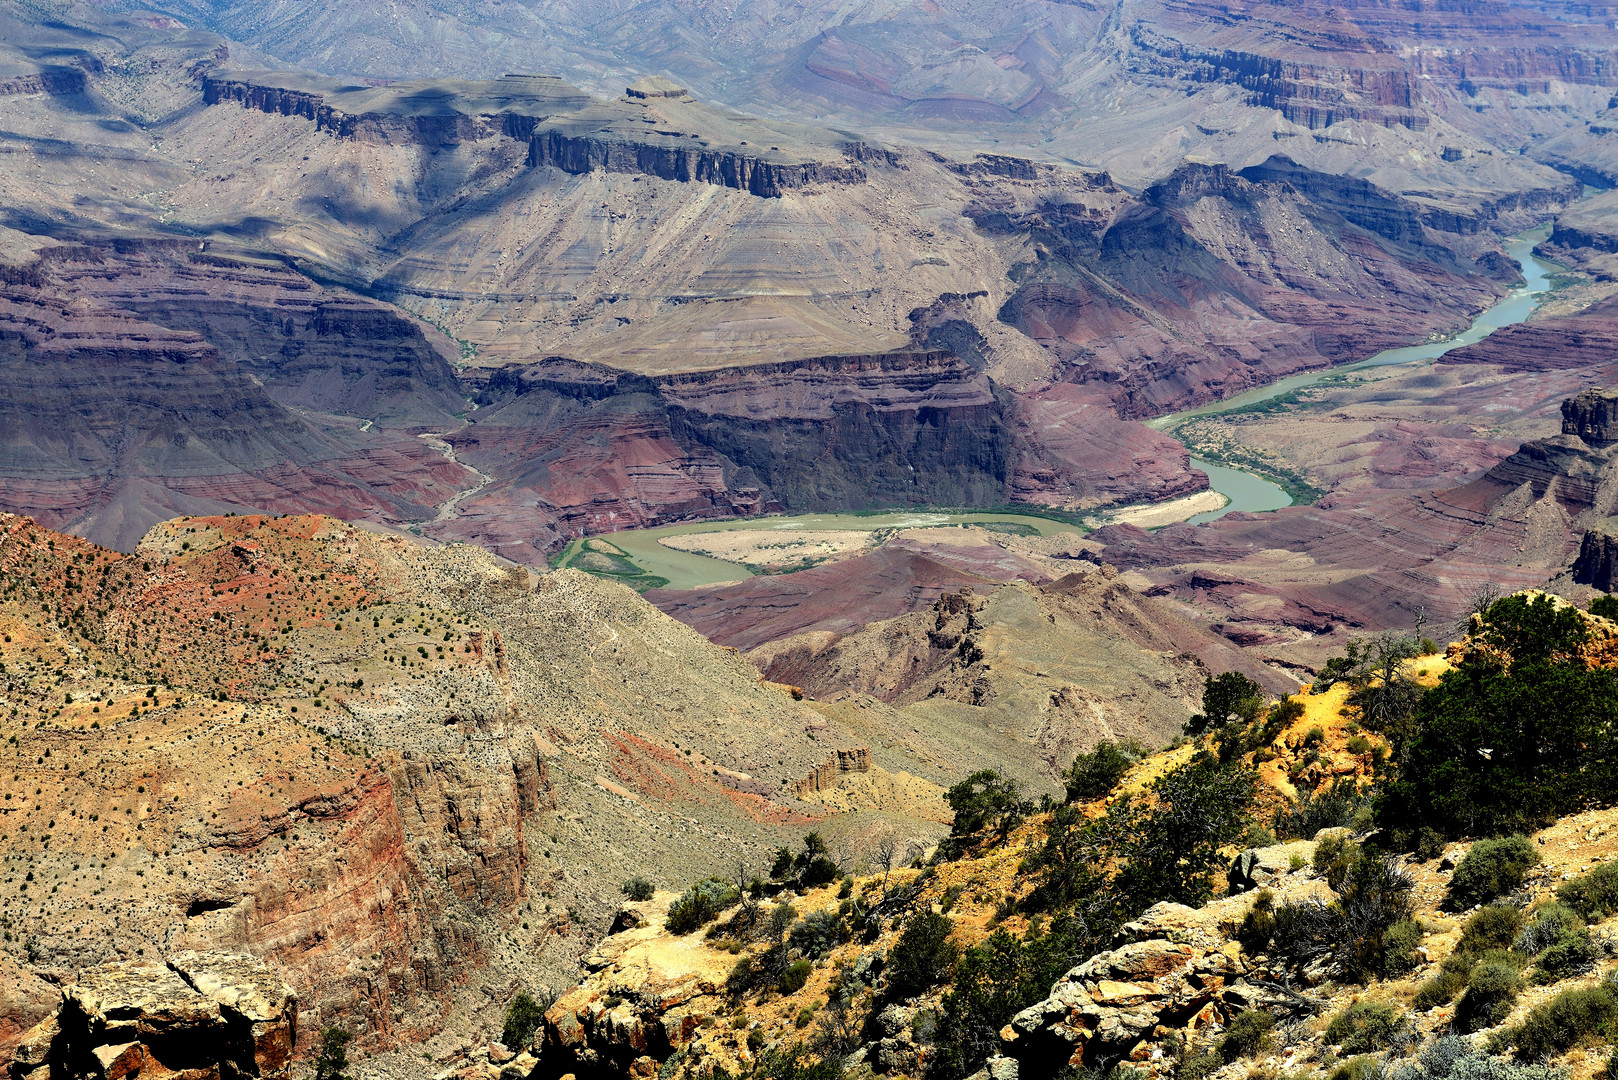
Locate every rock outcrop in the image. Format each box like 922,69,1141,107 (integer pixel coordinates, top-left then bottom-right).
203,73,866,199
1573,529,1618,591
794,748,872,797
8,953,295,1080
1004,843,1332,1077
1563,387,1618,446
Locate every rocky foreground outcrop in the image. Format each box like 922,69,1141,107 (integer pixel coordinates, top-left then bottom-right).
518,832,1342,1080
8,953,295,1080
1004,842,1330,1077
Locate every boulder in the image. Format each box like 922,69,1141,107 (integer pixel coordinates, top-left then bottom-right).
1227,840,1315,893
13,954,296,1080
0,957,60,1066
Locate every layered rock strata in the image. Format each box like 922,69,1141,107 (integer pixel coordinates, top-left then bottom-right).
0,242,470,551
1089,388,1618,657
430,353,1013,563
202,73,865,198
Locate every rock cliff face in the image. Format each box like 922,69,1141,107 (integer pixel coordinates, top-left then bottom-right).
1562,387,1618,445
1129,23,1427,131
0,243,470,551
202,73,866,199
1573,529,1618,591
428,353,1013,564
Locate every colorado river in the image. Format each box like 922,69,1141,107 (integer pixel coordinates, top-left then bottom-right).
563,231,1558,588
1152,227,1559,521
556,510,1084,591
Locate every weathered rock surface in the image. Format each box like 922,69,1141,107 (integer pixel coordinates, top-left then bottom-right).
1562,387,1618,446
9,953,296,1080
1004,846,1332,1077
541,893,733,1078
1573,529,1618,591
204,72,867,199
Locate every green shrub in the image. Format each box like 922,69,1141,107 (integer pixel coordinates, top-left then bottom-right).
1557,861,1618,922
1513,985,1617,1058
1327,1055,1382,1080
1590,594,1618,620
794,1007,815,1029
1461,904,1525,959
1274,780,1372,841
1376,593,1618,839
1215,1009,1275,1062
1063,739,1146,802
1314,832,1355,884
620,875,654,901
1261,852,1414,982
1325,1000,1406,1053
1240,821,1278,848
1185,671,1264,735
945,770,1031,840
1456,955,1524,1033
1177,1051,1221,1080
1516,901,1596,983
778,959,813,995
1447,835,1539,909
787,909,848,960
727,956,756,997
1414,953,1472,1010
313,1028,351,1080
1237,889,1276,954
886,911,959,999
666,877,740,934
1419,1036,1564,1080
1416,827,1447,862
1379,917,1424,979
500,991,546,1051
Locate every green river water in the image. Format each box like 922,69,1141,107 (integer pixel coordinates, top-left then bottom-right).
562,228,1558,589
1159,227,1558,523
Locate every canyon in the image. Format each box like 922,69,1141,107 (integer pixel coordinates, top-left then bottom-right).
3,1,1618,1078
0,2,1556,560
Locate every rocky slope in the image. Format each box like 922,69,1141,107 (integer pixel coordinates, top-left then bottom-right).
0,241,471,552
0,508,1319,1060
520,666,1618,1080
0,510,897,1053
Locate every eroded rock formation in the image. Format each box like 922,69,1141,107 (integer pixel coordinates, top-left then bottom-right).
8,953,295,1080
1563,387,1618,446
1573,529,1618,591
203,73,866,199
